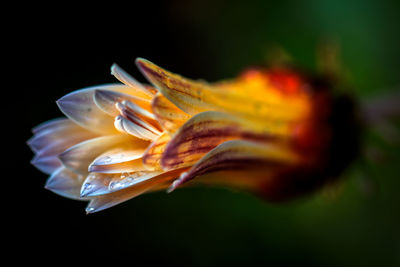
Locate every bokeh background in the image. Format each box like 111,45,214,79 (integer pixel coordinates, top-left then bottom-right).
13,0,400,265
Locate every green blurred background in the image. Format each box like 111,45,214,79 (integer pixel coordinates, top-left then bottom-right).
16,0,400,265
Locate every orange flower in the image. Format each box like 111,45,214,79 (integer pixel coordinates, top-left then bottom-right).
28,58,361,213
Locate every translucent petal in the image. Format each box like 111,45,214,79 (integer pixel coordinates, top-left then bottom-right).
59,134,131,174
168,140,299,192
45,167,87,200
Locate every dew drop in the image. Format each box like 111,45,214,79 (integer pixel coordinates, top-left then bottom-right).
83,182,92,190
102,156,112,163
120,172,130,179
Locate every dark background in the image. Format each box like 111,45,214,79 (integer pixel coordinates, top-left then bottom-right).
8,0,400,265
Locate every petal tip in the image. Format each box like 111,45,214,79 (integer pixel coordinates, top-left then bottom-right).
166,172,188,193
85,206,96,214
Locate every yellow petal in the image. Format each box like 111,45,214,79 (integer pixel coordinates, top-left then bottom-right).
136,58,212,115
136,58,310,122
142,132,171,169
161,111,290,170
168,140,299,192
151,93,191,133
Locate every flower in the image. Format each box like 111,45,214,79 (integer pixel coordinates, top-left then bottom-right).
28,58,361,213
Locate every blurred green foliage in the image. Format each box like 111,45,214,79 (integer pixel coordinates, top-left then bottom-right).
22,0,400,266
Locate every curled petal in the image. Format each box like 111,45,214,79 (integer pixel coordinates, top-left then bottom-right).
114,106,161,141
168,140,299,192
111,63,156,98
45,167,87,200
151,93,191,133
161,111,286,170
120,100,157,120
59,134,131,174
85,169,182,213
93,89,152,117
